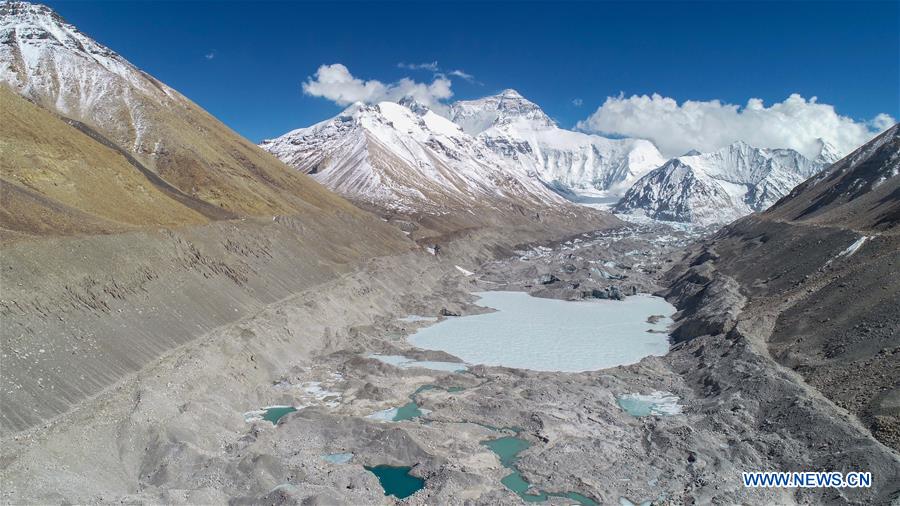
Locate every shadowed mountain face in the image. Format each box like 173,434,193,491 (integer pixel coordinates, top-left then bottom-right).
667,124,900,450
764,124,900,231
0,1,379,241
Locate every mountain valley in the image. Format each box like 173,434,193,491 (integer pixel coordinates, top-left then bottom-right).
1,2,898,505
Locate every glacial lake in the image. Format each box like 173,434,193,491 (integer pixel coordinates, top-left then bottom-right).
481,436,597,505
408,291,674,372
365,465,425,500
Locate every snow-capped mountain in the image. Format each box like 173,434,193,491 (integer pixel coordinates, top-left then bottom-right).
814,138,843,165
766,123,899,231
0,1,377,221
260,100,579,217
449,89,666,197
614,141,827,225
0,1,180,154
450,88,556,133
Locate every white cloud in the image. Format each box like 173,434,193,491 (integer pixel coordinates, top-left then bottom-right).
204,50,216,60
397,61,478,83
577,93,895,158
449,69,477,83
302,63,453,112
572,98,583,107
397,61,440,71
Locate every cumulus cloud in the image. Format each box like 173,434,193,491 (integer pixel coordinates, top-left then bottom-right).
572,98,583,107
577,93,895,158
204,50,216,60
302,63,453,112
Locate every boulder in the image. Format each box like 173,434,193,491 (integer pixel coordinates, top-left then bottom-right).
539,274,560,285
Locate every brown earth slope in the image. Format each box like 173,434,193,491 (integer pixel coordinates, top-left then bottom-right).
0,86,209,239
0,1,401,238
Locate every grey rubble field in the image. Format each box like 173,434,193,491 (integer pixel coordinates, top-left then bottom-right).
0,212,607,434
2,217,898,505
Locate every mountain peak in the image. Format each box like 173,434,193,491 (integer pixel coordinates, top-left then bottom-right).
0,0,168,105
814,137,843,164
498,88,524,99
449,88,554,135
617,140,827,224
726,139,753,151
1,1,54,18
0,0,184,155
1,1,86,47
397,96,430,115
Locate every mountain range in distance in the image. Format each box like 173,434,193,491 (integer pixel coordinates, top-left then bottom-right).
263,89,843,226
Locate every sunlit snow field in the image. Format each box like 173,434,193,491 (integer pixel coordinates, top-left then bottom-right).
408,291,675,372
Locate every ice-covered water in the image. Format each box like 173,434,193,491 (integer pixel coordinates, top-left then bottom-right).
407,292,674,372
367,401,431,422
322,452,354,464
243,405,297,424
368,354,468,372
617,392,682,417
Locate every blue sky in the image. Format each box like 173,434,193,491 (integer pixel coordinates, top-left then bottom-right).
45,1,899,144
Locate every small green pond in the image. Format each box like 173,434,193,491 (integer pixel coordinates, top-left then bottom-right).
261,406,296,424
244,406,298,425
365,465,425,500
481,436,597,506
370,384,466,422
393,401,425,421
483,436,530,466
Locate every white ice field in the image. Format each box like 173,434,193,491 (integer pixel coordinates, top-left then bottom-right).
407,291,675,372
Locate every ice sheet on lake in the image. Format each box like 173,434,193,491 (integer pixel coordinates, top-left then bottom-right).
367,407,399,421
322,452,353,464
299,382,342,407
368,354,468,372
407,291,674,372
366,404,431,422
619,497,653,506
617,391,682,416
